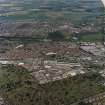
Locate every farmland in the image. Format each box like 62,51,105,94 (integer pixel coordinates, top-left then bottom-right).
0,0,103,25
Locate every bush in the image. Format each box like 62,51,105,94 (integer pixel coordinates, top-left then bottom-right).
79,102,92,105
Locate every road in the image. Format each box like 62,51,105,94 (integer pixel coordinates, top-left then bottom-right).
71,92,105,105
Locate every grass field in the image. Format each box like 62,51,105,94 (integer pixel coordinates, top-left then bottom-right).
79,33,104,42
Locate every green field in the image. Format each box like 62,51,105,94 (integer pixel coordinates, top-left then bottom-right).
79,33,104,42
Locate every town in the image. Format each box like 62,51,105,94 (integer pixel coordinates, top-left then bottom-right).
0,41,105,84
0,0,105,105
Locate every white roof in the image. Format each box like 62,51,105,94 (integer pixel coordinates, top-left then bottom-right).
18,63,24,65
70,72,77,76
67,71,77,76
79,70,85,74
45,65,51,69
0,61,14,64
46,52,56,56
16,44,24,49
101,0,105,7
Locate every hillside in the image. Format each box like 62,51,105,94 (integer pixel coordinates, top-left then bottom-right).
0,65,105,105
0,0,103,24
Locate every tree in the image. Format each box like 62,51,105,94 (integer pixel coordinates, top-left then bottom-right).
47,31,65,41
78,102,92,105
